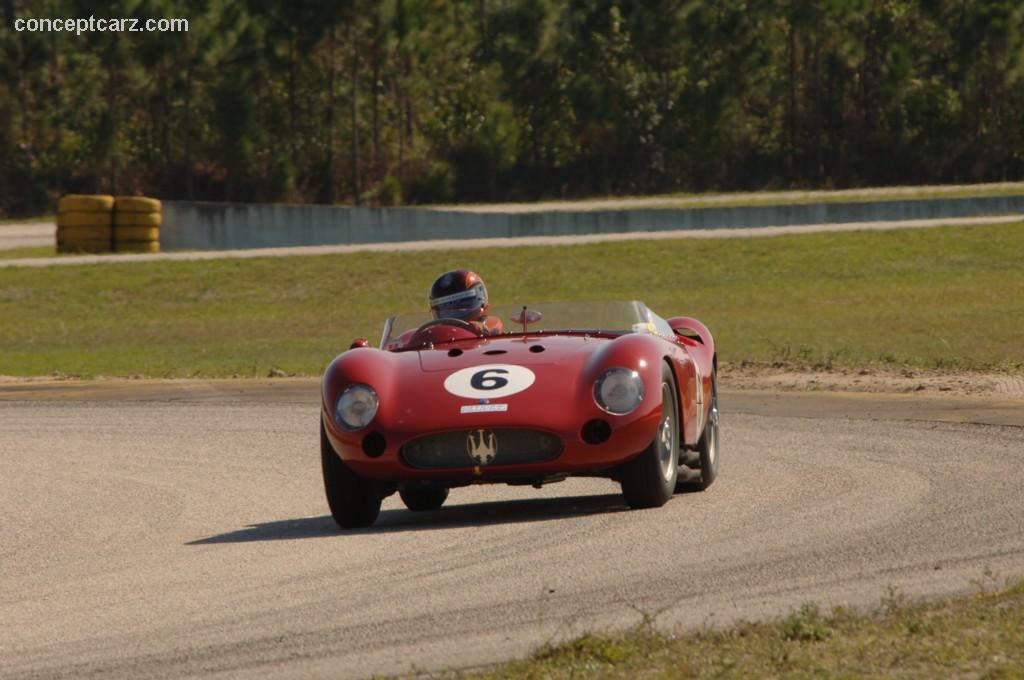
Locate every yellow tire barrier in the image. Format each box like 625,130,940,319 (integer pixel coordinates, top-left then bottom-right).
58,194,115,212
112,195,161,253
115,240,161,253
57,225,112,241
56,211,113,227
114,196,162,213
114,226,161,242
114,211,161,227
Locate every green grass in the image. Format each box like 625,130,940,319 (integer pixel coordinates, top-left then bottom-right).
0,214,53,225
0,222,1022,377
463,579,1024,679
0,246,56,260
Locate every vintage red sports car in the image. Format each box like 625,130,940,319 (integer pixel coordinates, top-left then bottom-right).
320,300,719,528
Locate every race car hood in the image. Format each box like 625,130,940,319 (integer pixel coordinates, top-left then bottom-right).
416,334,586,371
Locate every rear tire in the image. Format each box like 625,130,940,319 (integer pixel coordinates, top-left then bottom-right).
399,485,449,511
619,363,680,509
321,420,381,528
678,368,719,491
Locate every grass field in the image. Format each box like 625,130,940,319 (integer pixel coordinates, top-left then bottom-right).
0,222,1022,377
468,578,1024,679
0,246,55,260
0,215,53,225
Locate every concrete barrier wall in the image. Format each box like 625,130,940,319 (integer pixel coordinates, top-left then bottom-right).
161,194,1024,251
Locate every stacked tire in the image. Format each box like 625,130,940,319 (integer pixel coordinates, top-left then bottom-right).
56,195,114,253
113,196,161,253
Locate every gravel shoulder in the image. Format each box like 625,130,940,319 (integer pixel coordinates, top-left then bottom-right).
721,363,1024,400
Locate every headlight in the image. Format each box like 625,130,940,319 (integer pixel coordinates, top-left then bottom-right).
334,384,379,430
594,368,644,415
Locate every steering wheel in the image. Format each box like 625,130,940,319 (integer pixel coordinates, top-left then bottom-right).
407,318,485,348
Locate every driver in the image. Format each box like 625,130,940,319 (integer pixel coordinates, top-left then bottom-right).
429,269,504,335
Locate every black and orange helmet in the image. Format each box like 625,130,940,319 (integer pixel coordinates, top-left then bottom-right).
429,269,490,321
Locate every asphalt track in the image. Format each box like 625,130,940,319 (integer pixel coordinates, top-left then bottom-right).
2,379,1023,679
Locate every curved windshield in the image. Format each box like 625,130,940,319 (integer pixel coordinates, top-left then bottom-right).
380,300,672,348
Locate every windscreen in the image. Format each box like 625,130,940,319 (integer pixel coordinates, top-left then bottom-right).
380,300,671,348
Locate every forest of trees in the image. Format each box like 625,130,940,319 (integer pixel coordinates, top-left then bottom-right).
2,1,1023,217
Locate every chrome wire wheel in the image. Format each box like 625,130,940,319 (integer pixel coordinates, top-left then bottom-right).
619,363,679,509
707,376,719,468
658,382,679,482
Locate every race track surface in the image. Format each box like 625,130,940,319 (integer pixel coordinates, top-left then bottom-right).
2,381,1023,678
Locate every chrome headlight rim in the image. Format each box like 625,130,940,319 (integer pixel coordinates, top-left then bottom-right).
593,367,645,415
334,383,379,431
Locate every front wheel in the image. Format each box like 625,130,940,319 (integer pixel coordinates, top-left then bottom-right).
321,420,382,528
619,363,680,508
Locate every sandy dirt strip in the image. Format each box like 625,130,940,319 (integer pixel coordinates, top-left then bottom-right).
1,214,1021,267
0,222,54,250
1,379,1022,679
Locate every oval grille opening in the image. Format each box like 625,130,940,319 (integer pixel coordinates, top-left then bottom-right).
402,429,563,469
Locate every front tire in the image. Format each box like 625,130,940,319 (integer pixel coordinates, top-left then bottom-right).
321,420,382,528
619,363,680,509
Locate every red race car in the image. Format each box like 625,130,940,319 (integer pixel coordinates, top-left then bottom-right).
320,300,719,528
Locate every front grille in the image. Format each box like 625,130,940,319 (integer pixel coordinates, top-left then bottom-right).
402,428,563,469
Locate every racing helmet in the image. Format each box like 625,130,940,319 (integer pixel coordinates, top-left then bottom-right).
429,269,490,321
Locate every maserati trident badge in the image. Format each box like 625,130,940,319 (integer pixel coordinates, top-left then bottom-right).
466,429,497,465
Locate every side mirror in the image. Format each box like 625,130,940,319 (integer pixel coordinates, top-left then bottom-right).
349,338,369,349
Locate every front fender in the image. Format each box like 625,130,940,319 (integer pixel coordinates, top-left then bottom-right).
322,348,400,444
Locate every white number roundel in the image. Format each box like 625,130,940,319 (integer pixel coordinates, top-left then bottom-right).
443,364,536,399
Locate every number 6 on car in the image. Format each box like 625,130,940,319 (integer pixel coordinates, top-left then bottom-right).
444,364,536,399
320,300,719,528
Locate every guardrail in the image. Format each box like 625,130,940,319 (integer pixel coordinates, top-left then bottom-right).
160,195,1024,251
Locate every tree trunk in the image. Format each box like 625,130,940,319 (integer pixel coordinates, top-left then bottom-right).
325,26,336,203
397,79,405,183
371,12,380,178
349,19,361,205
107,40,119,194
288,32,298,197
184,54,194,199
786,2,797,179
813,8,823,183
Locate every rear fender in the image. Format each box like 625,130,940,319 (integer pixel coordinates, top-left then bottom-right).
667,316,715,439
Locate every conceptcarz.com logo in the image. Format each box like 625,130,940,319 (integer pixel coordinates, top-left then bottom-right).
13,16,189,34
